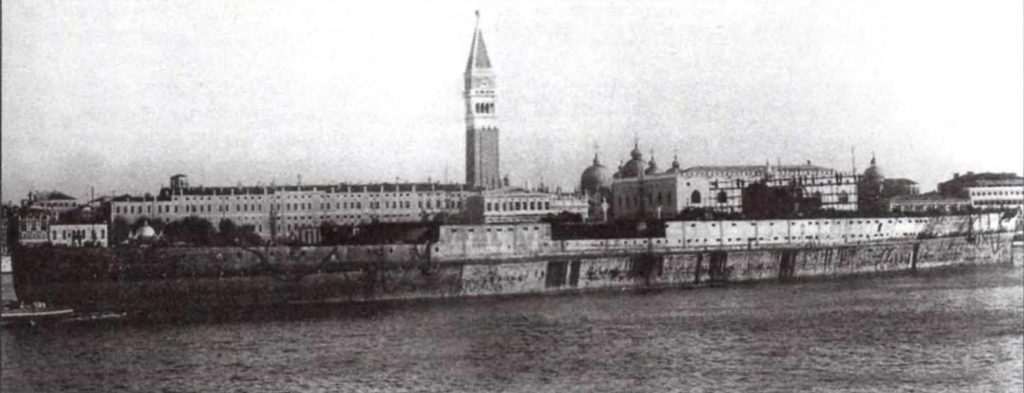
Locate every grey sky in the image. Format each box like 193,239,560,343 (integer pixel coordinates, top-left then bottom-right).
3,0,1022,203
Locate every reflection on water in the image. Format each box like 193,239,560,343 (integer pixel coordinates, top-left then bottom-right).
2,266,1022,393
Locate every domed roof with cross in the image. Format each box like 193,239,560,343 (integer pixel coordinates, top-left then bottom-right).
581,153,613,194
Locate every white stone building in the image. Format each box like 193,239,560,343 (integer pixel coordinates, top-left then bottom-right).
605,144,858,220
111,175,475,240
967,178,1024,211
888,193,972,213
49,223,108,247
464,189,588,224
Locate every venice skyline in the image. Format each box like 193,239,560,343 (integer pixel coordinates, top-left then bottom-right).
3,0,1022,202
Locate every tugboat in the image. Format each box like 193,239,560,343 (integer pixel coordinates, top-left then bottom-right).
2,301,74,328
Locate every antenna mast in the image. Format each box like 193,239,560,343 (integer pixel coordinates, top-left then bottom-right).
851,146,856,174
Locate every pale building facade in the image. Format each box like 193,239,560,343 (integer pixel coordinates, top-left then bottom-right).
464,189,588,224
888,193,971,213
606,144,857,220
682,162,858,213
111,175,474,240
967,178,1024,211
21,190,79,214
17,208,53,245
49,223,108,247
612,174,713,220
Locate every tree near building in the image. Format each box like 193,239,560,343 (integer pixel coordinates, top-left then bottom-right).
218,218,238,244
235,224,263,246
163,216,215,245
110,217,132,245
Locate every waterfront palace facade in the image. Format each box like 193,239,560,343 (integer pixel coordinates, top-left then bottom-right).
580,144,861,221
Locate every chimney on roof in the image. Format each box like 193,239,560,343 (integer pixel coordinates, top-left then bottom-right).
954,173,959,179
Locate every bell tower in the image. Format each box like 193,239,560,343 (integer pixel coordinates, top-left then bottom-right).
464,11,500,189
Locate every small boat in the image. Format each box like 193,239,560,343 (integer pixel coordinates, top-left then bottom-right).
2,302,74,327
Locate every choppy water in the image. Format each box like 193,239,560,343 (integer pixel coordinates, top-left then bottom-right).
2,266,1022,393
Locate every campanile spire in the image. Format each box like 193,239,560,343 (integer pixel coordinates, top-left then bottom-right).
464,11,500,189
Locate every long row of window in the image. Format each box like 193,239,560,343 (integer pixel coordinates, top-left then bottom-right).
51,228,105,241
681,232,906,244
893,205,967,212
973,200,1022,206
177,190,463,202
687,218,922,227
485,200,551,212
115,199,464,216
971,190,1023,196
617,190,702,210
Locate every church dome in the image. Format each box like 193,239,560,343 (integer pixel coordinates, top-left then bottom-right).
630,145,643,160
580,154,613,195
617,143,646,178
644,154,660,175
618,158,645,178
862,156,884,182
137,222,156,239
665,155,683,174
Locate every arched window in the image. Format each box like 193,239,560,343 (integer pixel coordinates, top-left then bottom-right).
691,191,702,204
716,191,727,204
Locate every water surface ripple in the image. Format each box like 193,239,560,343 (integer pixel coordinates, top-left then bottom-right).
3,266,1022,392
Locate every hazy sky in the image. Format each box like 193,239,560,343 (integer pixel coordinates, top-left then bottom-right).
3,0,1022,202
